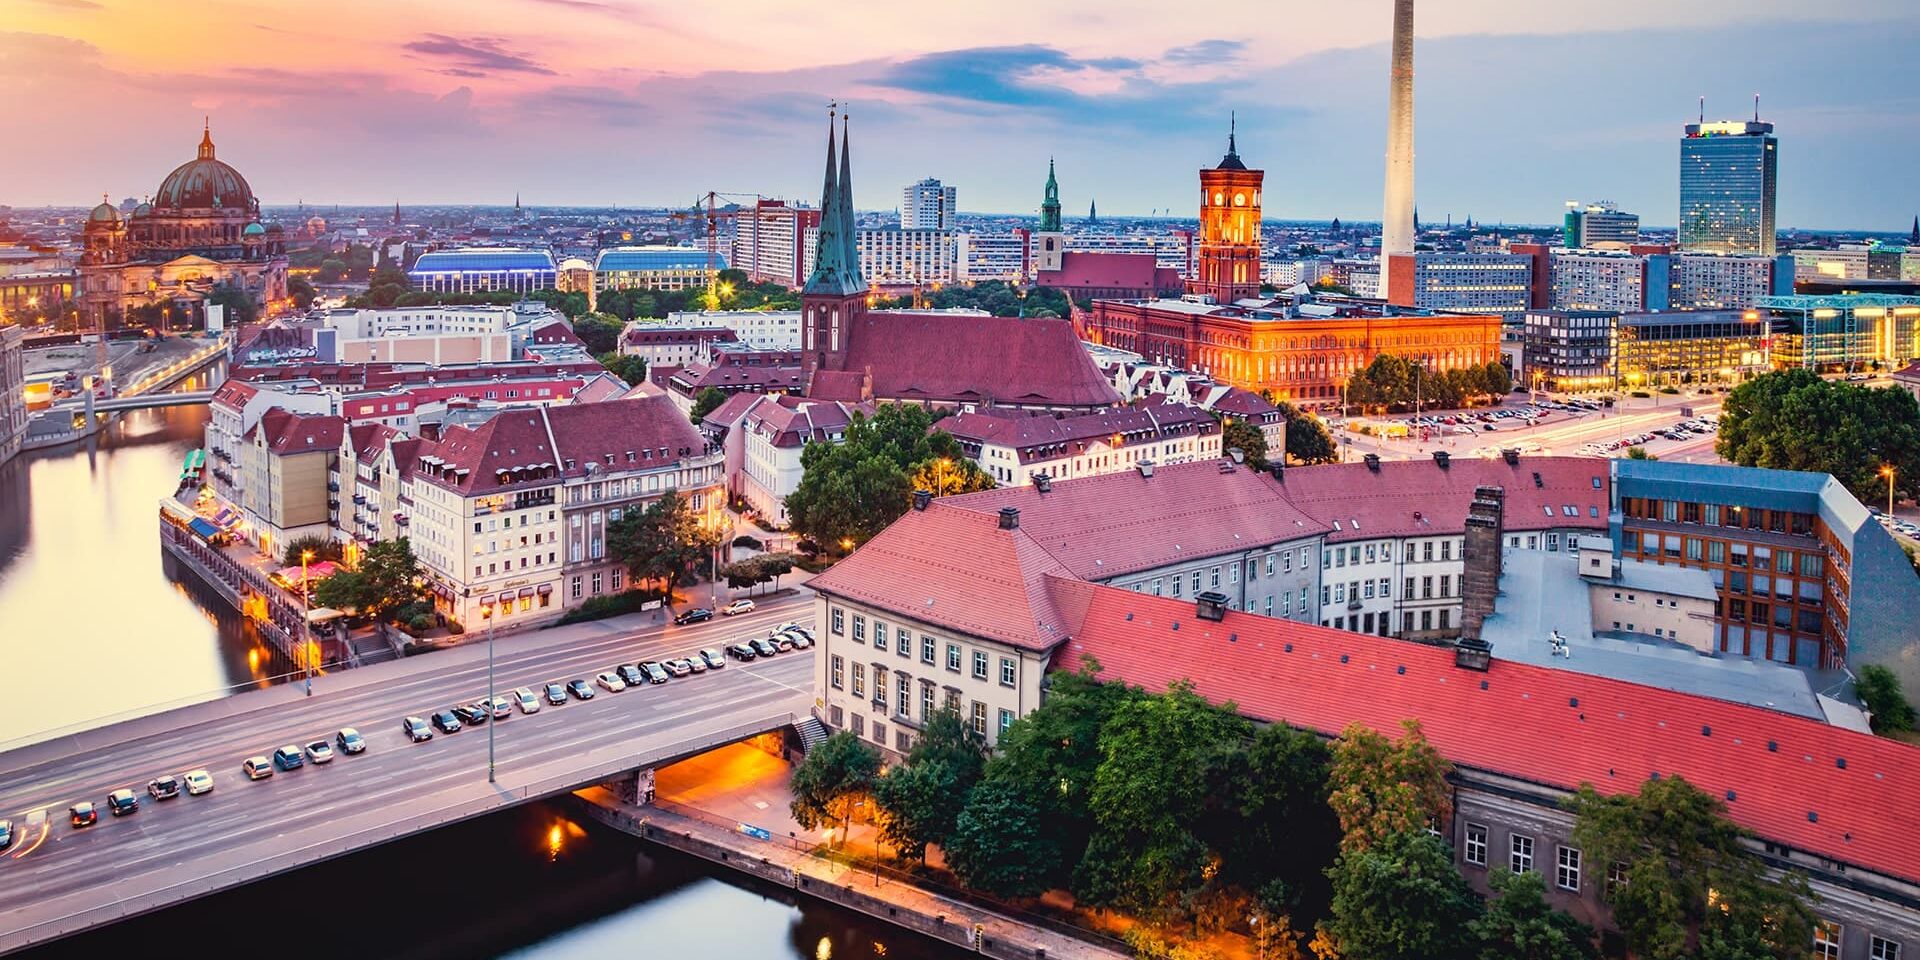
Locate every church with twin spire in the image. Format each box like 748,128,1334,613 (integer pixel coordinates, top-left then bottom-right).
797,110,1118,412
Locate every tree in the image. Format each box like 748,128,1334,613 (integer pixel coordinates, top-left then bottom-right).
784,403,981,549
1325,720,1452,855
1076,680,1252,919
1717,369,1920,504
945,778,1065,898
1482,360,1515,397
281,535,342,567
357,538,423,620
206,282,259,325
1857,663,1916,734
1275,400,1338,464
1318,830,1479,960
311,569,370,612
789,732,880,845
597,352,648,387
906,454,996,498
689,387,727,423
874,708,989,861
287,276,317,310
528,288,590,319
1567,775,1817,960
1625,446,1657,460
606,491,710,610
1224,723,1338,915
317,258,349,283
571,312,625,355
1221,417,1269,470
1469,868,1599,960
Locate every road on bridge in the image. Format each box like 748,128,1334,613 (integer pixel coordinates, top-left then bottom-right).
0,595,817,955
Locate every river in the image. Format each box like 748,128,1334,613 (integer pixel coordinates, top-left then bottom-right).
0,392,965,960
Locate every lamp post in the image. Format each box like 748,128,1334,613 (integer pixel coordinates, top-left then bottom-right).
1883,465,1897,518
936,457,951,497
483,603,496,783
299,549,314,697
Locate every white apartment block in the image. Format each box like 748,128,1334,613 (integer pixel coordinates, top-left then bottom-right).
955,231,1029,281
728,201,816,288
805,227,957,286
663,310,802,351
901,178,957,231
1550,251,1649,313
1670,252,1787,310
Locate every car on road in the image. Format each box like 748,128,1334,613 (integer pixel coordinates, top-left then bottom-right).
771,633,795,652
148,774,182,800
566,679,595,701
451,703,489,725
487,696,514,719
674,607,714,625
242,757,274,781
70,802,98,827
662,659,692,678
403,716,434,742
305,740,335,765
721,599,755,616
726,643,757,661
777,625,816,645
682,655,707,674
631,661,663,684
596,671,628,692
749,638,779,658
107,789,139,816
776,630,813,650
544,683,569,706
336,728,367,755
0,819,11,851
701,649,726,670
616,664,646,687
184,769,214,796
431,711,463,734
273,745,306,770
513,687,541,714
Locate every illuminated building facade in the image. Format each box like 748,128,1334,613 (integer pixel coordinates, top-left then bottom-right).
1758,293,1920,372
1616,310,1771,388
1522,310,1617,393
1679,118,1778,256
592,246,719,295
407,248,558,296
78,123,289,329
1189,120,1263,305
1387,251,1535,317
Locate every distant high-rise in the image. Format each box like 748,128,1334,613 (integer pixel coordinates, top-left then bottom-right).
1379,0,1416,300
1679,106,1778,256
1562,201,1640,248
900,177,956,230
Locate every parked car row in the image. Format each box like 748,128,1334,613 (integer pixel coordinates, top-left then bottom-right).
726,622,815,661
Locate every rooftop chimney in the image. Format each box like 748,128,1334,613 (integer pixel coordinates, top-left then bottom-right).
1501,447,1519,465
1137,460,1155,478
912,489,932,511
1228,447,1245,464
1454,636,1493,672
998,506,1020,530
1195,590,1229,622
1363,453,1382,472
1433,450,1450,469
1031,473,1052,494
1268,461,1285,482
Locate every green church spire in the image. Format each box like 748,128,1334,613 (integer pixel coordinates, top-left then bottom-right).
1039,157,1062,232
803,105,866,297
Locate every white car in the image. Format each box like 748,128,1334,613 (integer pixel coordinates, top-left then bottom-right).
722,599,756,616
595,671,627,693
513,687,541,714
183,769,214,796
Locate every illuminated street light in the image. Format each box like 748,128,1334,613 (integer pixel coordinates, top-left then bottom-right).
1883,465,1897,518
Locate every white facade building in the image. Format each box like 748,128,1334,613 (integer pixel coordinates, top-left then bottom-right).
901,178,957,231
955,231,1029,281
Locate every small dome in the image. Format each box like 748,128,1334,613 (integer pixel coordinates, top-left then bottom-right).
265,222,284,234
133,202,152,218
88,201,121,224
243,222,266,236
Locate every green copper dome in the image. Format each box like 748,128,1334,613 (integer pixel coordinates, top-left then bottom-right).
153,124,255,211
88,201,121,224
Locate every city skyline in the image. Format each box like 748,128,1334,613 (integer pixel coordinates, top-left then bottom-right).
2,0,1917,229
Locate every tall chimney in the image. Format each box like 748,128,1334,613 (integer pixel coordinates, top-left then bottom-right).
1379,0,1416,301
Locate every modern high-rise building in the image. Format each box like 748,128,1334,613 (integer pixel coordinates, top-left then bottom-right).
1386,252,1534,317
1379,0,1416,301
1679,114,1778,255
1562,201,1640,248
900,177,957,231
729,199,820,288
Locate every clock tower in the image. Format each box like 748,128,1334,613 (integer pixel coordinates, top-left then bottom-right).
1190,115,1264,305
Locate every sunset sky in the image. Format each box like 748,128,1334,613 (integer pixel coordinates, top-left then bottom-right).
2,0,1915,229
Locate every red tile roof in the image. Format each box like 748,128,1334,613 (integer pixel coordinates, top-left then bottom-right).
257,409,344,455
1035,252,1178,296
809,503,1079,652
1275,456,1609,543
942,404,1216,466
745,396,867,449
807,369,871,403
210,379,260,413
1057,582,1920,886
412,395,706,496
836,312,1119,409
947,459,1327,579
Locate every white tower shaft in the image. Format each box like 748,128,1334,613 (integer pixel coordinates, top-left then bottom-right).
1380,0,1416,300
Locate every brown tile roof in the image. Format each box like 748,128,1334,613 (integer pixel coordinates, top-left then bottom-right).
258,409,345,456
837,312,1119,409
412,395,706,496
745,396,867,449
1274,456,1609,543
941,404,1216,465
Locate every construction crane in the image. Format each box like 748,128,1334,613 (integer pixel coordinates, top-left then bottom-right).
670,191,763,305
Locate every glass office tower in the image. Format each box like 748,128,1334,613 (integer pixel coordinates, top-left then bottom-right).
1679,120,1777,256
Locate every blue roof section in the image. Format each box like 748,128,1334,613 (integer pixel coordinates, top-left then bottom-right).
594,247,723,272
409,248,557,273
1612,458,1835,515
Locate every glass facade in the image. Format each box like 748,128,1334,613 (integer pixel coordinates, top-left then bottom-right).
1678,121,1777,256
1616,310,1771,387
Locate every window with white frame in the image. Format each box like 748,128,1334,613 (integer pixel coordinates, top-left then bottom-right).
852,615,866,644
1814,922,1842,960
831,608,845,635
1464,823,1487,866
897,627,911,656
851,663,864,698
830,655,844,689
1000,657,1016,687
972,650,988,679
896,674,911,718
1606,861,1630,897
1871,935,1901,960
1510,834,1534,874
1556,846,1581,892
971,700,987,735
947,643,962,672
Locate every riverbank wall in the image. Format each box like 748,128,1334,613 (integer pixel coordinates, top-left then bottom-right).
568,788,1126,960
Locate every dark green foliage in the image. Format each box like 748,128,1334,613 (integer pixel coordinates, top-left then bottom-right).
1858,664,1916,733
689,387,727,423
783,403,985,549
596,352,648,387
944,778,1063,898
789,732,881,841
281,535,342,567
1717,369,1920,504
570,312,625,355
605,491,711,610
1273,399,1337,464
1319,830,1479,960
1222,418,1269,470
1470,869,1599,960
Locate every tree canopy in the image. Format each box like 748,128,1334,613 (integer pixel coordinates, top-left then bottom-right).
1325,719,1453,855
1222,417,1269,470
1274,399,1338,465
1469,868,1599,960
1857,663,1916,734
1317,830,1480,960
1716,369,1920,504
783,403,992,548
789,731,881,844
873,708,987,861
605,491,712,608
688,387,727,424
1345,355,1513,412
570,312,625,355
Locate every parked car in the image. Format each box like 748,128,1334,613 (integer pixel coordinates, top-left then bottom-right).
674,607,714,625
771,634,796,652
70,802,98,827
487,696,514,719
0,819,12,851
644,661,670,684
305,740,334,765
721,599,756,616
662,659,691,678
567,679,595,701
106,789,139,816
617,664,645,687
749,638,779,658
682,655,707,674
242,757,275,780
147,774,182,800
431,711,463,734
701,649,726,670
336,728,367,755
273,745,305,770
183,769,214,796
403,716,434,742
544,682,569,706
726,643,757,661
596,671,627,693
513,687,541,714
451,703,489,725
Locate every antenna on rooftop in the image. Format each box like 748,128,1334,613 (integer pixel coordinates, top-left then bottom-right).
1698,96,1704,124
1753,93,1761,122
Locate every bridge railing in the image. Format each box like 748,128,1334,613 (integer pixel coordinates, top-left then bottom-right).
0,711,800,955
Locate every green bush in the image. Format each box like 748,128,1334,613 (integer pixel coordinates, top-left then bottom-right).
1858,664,1916,734
446,621,465,635
1658,386,1680,395
553,590,651,626
408,614,434,633
732,534,764,551
281,535,343,567
1630,390,1651,398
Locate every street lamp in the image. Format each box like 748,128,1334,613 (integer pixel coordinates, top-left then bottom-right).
300,549,314,697
936,457,951,497
1883,465,1897,518
483,603,496,783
